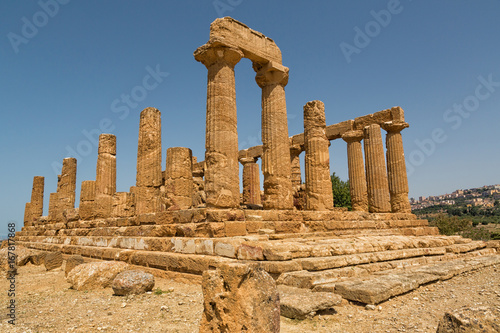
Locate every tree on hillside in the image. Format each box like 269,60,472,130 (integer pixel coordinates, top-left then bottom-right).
331,172,351,210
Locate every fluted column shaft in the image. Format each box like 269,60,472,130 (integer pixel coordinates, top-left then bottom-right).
96,134,116,218
23,202,32,226
195,44,243,208
96,134,116,196
342,130,368,212
304,100,334,211
136,107,162,187
364,124,391,213
255,63,293,209
56,157,77,221
165,147,193,210
79,180,96,220
48,192,58,222
30,176,44,221
383,122,411,213
290,146,302,187
241,158,262,206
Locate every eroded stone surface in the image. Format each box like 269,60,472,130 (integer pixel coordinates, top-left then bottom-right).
436,306,500,333
278,285,341,319
199,263,280,333
67,261,130,291
111,270,155,296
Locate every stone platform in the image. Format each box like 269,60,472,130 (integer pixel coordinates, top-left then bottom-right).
15,209,499,306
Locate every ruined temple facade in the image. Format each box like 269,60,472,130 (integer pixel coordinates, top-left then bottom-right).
18,18,497,298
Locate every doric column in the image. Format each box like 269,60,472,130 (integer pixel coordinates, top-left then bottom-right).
30,176,44,222
96,134,116,196
79,180,96,220
135,107,162,214
95,134,116,218
290,145,302,187
23,202,32,226
57,157,77,220
194,43,243,208
136,107,162,187
255,62,293,210
241,157,262,206
342,130,368,212
165,147,193,210
303,100,333,210
48,192,58,222
363,124,391,213
382,121,411,213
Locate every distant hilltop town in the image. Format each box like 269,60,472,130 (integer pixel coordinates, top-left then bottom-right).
411,184,500,210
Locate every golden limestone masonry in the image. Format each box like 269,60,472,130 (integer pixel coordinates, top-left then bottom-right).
18,18,499,317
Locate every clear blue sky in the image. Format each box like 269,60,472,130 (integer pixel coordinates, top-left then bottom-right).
1,1,499,236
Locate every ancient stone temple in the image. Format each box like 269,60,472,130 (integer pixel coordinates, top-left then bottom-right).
17,17,499,308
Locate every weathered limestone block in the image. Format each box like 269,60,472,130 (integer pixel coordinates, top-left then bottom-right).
342,130,368,211
241,158,261,206
111,270,155,296
79,180,96,221
165,147,193,210
255,61,293,210
437,306,500,333
65,255,84,277
30,176,44,222
112,192,135,217
382,120,411,213
67,261,130,291
304,100,333,210
44,251,63,271
134,186,162,215
208,17,282,64
136,107,162,187
278,285,341,319
194,43,242,208
199,263,280,333
363,124,391,213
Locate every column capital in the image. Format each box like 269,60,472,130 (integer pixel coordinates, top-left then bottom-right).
239,157,257,165
381,121,409,133
342,130,364,143
254,61,289,88
194,42,244,69
289,144,303,156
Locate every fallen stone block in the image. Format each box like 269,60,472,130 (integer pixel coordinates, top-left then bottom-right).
65,255,85,277
111,270,155,296
67,261,130,291
44,251,63,271
278,285,341,319
199,263,280,333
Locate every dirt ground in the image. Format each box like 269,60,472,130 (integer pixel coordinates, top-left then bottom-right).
0,263,499,333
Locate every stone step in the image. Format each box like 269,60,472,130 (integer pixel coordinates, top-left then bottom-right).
17,219,433,238
252,235,470,261
278,285,342,319
17,241,237,275
276,247,496,289
333,254,500,304
16,235,471,263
